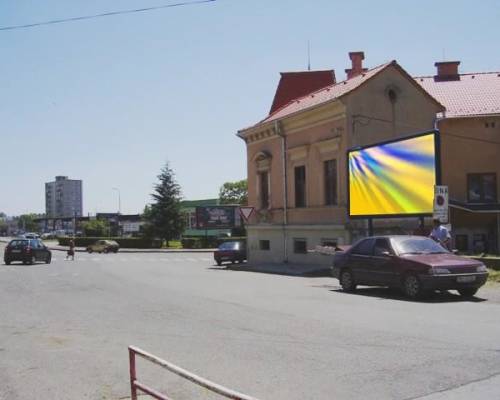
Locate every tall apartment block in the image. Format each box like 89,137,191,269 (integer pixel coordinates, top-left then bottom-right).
45,176,83,218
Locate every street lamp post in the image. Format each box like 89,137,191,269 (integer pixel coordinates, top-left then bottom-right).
112,187,121,215
112,187,121,237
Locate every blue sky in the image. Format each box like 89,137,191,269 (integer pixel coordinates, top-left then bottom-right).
1,0,499,216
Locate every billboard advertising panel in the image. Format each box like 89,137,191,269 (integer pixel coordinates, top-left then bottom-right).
196,206,236,229
348,131,439,218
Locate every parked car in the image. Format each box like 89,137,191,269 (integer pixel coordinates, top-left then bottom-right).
24,232,40,239
214,241,246,266
86,240,119,254
332,235,488,299
4,238,52,265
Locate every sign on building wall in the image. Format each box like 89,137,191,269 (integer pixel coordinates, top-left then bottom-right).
196,206,236,229
348,131,440,218
433,185,449,223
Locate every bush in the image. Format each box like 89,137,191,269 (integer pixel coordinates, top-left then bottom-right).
180,236,246,249
58,237,162,249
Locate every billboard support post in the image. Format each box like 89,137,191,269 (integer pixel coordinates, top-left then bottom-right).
368,218,373,236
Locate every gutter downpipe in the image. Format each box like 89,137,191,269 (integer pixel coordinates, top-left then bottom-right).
497,212,500,255
275,120,288,263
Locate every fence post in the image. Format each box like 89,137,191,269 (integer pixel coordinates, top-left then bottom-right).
129,347,138,400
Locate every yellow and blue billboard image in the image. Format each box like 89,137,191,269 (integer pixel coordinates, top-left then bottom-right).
348,132,438,217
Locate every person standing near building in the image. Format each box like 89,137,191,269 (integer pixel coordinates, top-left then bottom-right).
66,238,75,261
429,218,451,251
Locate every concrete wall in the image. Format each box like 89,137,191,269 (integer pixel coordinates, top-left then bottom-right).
247,223,349,266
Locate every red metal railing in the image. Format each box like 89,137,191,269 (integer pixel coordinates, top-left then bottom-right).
129,346,262,400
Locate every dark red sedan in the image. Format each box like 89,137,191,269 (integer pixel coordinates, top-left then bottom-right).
332,235,488,299
214,241,246,266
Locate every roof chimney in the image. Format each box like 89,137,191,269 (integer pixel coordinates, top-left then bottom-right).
345,51,367,79
434,61,461,81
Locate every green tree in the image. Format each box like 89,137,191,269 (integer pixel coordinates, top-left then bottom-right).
219,179,247,205
0,219,7,235
82,219,110,237
17,214,38,232
144,162,185,246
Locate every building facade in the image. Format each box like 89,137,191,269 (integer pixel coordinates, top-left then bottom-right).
238,52,500,267
45,176,83,218
416,62,500,253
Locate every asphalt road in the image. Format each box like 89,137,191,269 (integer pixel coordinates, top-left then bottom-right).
1,244,500,400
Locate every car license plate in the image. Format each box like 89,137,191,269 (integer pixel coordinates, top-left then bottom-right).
457,276,476,283
11,249,21,253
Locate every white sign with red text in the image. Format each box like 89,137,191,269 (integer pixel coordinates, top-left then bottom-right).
433,185,449,223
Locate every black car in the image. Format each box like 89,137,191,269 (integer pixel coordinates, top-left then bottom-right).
332,235,488,299
4,238,52,265
214,241,246,266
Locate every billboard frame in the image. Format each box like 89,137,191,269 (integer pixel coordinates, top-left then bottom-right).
347,130,441,220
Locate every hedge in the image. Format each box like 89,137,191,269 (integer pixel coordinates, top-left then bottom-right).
181,236,246,249
58,236,162,249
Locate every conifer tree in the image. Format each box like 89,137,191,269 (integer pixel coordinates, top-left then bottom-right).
144,162,185,246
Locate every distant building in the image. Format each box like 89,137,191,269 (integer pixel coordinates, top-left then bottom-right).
45,176,83,218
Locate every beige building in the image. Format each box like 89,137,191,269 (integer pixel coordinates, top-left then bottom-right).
416,62,500,254
238,53,445,266
238,53,500,267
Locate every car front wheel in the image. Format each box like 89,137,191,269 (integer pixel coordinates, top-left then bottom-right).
458,288,478,298
45,255,51,264
402,274,424,299
215,258,222,266
87,248,93,253
4,259,10,265
340,269,357,292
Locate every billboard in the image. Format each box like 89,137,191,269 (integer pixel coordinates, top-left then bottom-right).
348,131,439,218
196,206,236,229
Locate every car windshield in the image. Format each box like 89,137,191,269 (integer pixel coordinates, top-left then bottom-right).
392,237,449,255
218,242,239,250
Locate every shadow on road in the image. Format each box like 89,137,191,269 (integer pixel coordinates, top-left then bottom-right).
328,286,487,303
207,265,331,278
3,262,49,267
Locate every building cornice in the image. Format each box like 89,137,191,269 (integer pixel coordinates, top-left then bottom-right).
238,100,346,145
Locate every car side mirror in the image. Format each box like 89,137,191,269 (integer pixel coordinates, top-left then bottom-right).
381,251,392,257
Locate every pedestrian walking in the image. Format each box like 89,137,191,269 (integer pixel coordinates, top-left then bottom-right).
66,238,75,261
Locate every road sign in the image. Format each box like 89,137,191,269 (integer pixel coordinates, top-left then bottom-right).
239,207,254,222
433,185,449,223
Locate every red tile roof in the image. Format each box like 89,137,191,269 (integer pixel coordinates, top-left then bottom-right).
243,60,500,133
415,72,500,118
258,61,394,126
269,70,336,114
